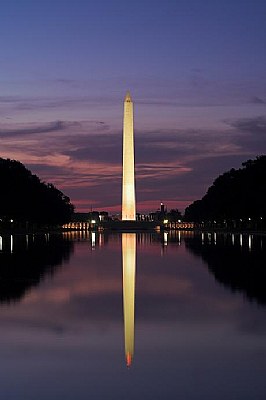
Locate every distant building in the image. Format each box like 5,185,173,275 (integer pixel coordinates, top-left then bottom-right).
62,211,109,230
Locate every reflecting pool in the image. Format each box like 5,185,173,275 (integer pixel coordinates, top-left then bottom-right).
0,231,266,399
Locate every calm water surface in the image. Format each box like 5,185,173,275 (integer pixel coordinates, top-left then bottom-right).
0,231,266,400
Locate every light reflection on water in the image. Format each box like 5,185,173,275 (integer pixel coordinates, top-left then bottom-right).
122,233,136,367
0,231,265,400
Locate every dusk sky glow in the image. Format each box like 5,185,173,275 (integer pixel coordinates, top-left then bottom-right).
1,0,266,213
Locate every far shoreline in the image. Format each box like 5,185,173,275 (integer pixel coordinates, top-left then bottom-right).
0,227,266,236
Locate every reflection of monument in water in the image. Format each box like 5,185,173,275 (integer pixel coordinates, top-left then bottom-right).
122,233,136,367
122,92,136,221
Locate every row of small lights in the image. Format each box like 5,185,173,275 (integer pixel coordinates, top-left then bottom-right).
202,217,263,224
164,219,182,224
214,217,263,222
2,217,263,224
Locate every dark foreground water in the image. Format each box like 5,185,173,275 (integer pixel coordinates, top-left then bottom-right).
0,231,266,400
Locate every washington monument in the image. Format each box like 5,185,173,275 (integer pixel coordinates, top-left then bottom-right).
122,91,136,220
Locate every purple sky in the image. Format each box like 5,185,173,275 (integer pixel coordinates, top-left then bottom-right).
1,0,266,213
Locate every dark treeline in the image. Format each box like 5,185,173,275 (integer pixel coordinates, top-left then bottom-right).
184,156,266,227
0,158,74,228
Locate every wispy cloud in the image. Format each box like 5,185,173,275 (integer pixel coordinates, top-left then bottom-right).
0,94,121,121
250,96,266,104
0,115,265,212
0,121,70,137
229,115,266,132
226,116,266,152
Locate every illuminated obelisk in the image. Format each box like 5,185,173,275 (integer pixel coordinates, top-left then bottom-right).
122,233,136,367
122,91,136,220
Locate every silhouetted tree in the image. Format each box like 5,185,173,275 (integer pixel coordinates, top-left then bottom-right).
0,158,74,226
184,155,266,225
167,208,182,222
